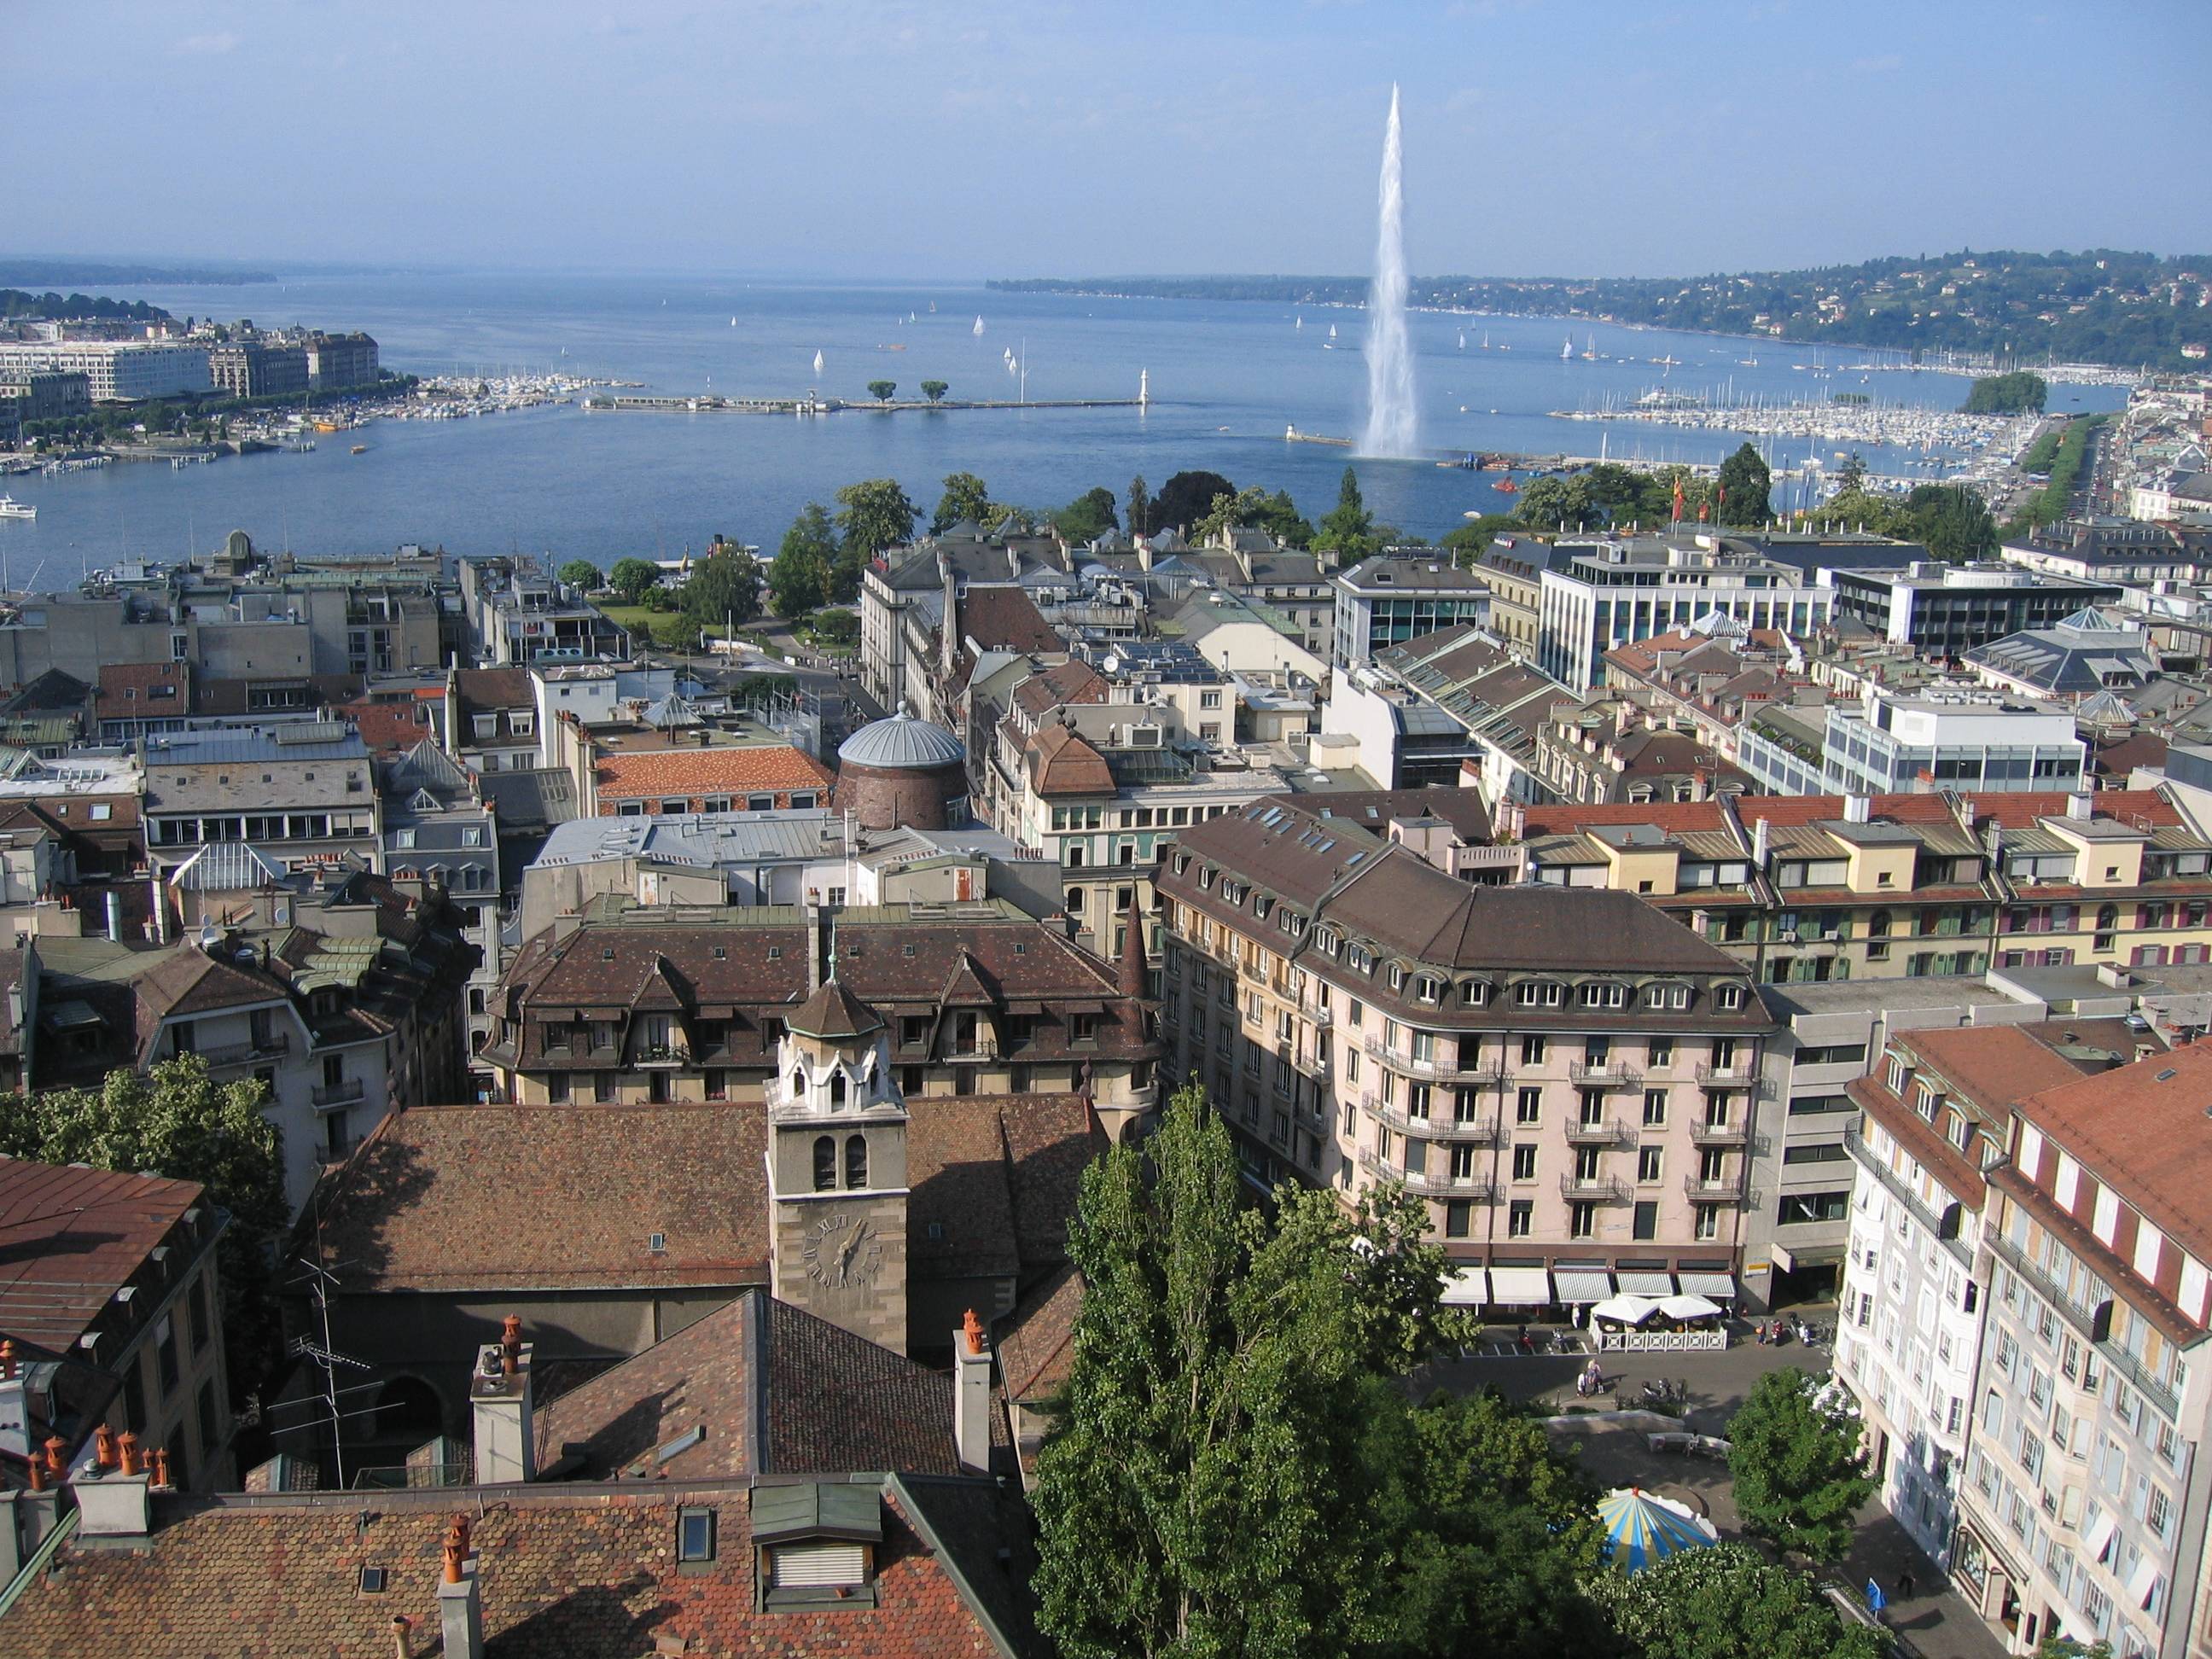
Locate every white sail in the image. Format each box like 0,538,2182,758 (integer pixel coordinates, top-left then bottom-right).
812,349,824,375
972,316,985,335
1328,323,1337,339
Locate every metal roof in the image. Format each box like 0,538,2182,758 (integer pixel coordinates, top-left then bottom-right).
836,709,966,770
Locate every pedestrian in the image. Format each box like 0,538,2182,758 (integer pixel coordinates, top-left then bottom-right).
1898,1572,1915,1600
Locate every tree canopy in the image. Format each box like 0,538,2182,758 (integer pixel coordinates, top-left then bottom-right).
608,557,661,605
1196,485,1316,550
919,379,948,403
770,504,838,619
933,471,992,534
1725,1370,1875,1562
679,546,762,633
0,1058,287,1403
866,379,897,405
1127,474,1153,537
1715,443,1773,528
832,478,917,600
1052,486,1120,544
1313,466,1383,562
1152,470,1237,535
1033,1085,1457,1658
556,558,601,590
1904,484,1998,562
1589,1541,1886,1659
1961,371,2048,415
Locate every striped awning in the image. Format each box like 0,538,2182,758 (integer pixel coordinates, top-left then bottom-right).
1676,1272,1738,1301
1552,1267,1614,1305
1615,1271,1676,1296
1441,1268,1488,1307
1487,1267,1552,1306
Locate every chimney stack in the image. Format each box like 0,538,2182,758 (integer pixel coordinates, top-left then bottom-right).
438,1515,485,1659
1751,818,1772,872
71,1423,152,1539
952,1309,992,1475
469,1316,536,1485
391,1615,415,1659
1842,794,1871,825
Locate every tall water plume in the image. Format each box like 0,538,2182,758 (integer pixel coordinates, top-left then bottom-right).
1360,84,1418,458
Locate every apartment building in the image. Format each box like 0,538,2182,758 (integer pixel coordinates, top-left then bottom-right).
1822,684,2087,796
1822,562,2128,658
1155,799,1778,1310
480,897,1159,1137
458,556,628,665
1834,1023,2128,1576
139,723,380,870
0,341,210,402
1502,787,2212,987
0,1159,232,1487
1953,1045,2212,1658
1330,555,1493,667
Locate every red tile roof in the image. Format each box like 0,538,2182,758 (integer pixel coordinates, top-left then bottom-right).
952,586,1062,656
1023,723,1114,798
595,745,834,804
0,1481,1033,1658
2013,1042,2212,1267
0,1157,206,1351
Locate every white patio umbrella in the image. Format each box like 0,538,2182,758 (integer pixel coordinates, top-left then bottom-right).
1658,1293,1724,1321
1589,1294,1662,1326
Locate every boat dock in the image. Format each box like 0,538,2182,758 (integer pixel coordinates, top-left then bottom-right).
585,393,1147,416
1284,426,1674,474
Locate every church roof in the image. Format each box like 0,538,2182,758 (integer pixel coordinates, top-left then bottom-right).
788,975,884,1040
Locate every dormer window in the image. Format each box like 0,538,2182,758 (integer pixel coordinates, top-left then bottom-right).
1715,984,1745,1011
1460,980,1489,1008
753,1483,884,1610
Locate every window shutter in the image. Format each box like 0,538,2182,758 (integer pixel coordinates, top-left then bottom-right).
771,1542,867,1587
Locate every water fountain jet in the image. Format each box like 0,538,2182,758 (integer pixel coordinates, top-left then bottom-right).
1359,84,1418,459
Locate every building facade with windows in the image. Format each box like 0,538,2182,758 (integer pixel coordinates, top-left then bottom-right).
1951,1045,2212,1659
1820,562,2128,657
1822,685,2087,796
139,723,381,871
1330,555,1494,667
1154,800,1783,1310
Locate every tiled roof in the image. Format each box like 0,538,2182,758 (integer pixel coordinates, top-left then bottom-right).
0,1156,205,1351
451,666,533,715
997,1261,1080,1403
1898,1025,2100,1118
1011,661,1109,719
952,586,1063,656
596,745,833,802
1023,723,1115,798
92,661,189,710
336,696,438,755
789,975,884,1040
133,944,287,1019
320,1094,1100,1298
0,1481,1033,1658
2012,1041,2212,1266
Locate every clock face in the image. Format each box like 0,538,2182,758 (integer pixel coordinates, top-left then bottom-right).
800,1210,882,1292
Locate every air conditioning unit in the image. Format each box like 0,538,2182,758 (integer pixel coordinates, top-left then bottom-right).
1127,724,1164,748
1778,928,1802,944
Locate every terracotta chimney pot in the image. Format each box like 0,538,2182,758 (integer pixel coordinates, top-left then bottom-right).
25,1454,44,1493
0,1336,15,1380
118,1431,142,1476
500,1315,523,1378
94,1423,119,1470
391,1615,414,1659
42,1435,65,1476
442,1516,471,1585
154,1447,173,1489
960,1308,986,1355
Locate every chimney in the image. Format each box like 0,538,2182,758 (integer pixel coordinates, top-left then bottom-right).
806,903,824,992
438,1515,485,1659
469,1316,536,1484
940,556,959,680
2067,790,2094,821
71,1422,152,1539
391,1615,415,1659
1751,818,1771,872
1137,537,1155,573
952,1309,992,1475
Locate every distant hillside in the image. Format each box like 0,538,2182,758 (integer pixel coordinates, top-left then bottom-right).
0,289,172,323
992,248,2212,370
0,260,273,288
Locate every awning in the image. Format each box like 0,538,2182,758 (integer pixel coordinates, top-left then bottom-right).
1616,1271,1675,1297
1441,1268,1488,1307
1553,1268,1614,1305
1591,1295,1662,1326
1487,1267,1552,1306
2085,1510,2119,1564
1676,1272,1738,1301
1659,1294,1724,1321
2127,1555,2160,1611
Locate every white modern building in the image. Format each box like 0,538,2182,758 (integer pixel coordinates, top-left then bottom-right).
1536,536,1833,691
1820,685,2087,795
0,341,212,402
1330,555,1494,667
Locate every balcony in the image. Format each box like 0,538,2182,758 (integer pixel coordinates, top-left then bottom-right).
1557,1173,1630,1202
1843,1128,1973,1267
1695,1062,1757,1089
1569,1060,1642,1090
196,1033,292,1068
632,1044,692,1068
1564,1116,1629,1146
1690,1117,1750,1148
1363,1099,1499,1144
1682,1172,1749,1202
311,1079,365,1108
1359,1147,1494,1201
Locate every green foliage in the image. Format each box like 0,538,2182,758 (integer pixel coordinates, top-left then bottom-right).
1837,452,1868,492
1441,516,1522,567
1153,470,1237,534
1196,486,1315,550
0,1058,287,1402
556,559,601,590
2034,1637,2114,1659
833,478,917,601
1313,466,1383,562
1053,486,1121,544
679,547,763,632
805,608,860,645
919,379,948,403
866,379,897,404
1715,443,1773,527
1365,1389,1613,1659
933,471,992,534
1127,474,1153,537
608,556,661,605
2017,428,2064,474
1816,489,1915,536
2003,413,2110,536
1032,1085,1454,1658
1961,371,2048,415
980,500,1039,535
1589,1541,1886,1659
1904,484,1998,562
1725,1370,1875,1562
770,504,837,618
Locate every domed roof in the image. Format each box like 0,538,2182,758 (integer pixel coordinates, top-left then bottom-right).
838,707,966,770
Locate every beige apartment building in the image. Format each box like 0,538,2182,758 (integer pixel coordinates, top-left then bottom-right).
1155,798,1780,1311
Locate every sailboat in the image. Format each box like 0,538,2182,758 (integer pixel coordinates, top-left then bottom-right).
1458,331,1466,349
812,349,824,375
1562,337,1574,361
1295,315,1302,330
1481,331,1491,349
730,317,737,326
1328,323,1337,338
972,316,985,336
1581,333,1598,360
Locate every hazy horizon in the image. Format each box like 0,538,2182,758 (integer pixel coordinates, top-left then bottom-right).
14,1,2212,282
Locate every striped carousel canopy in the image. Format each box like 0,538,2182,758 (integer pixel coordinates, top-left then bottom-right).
1598,1487,1718,1573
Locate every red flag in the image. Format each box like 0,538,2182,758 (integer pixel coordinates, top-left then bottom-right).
1697,503,1709,522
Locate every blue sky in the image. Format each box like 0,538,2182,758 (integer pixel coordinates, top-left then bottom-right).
15,0,2212,279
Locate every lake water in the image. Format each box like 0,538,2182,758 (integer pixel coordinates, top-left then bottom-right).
0,271,2128,579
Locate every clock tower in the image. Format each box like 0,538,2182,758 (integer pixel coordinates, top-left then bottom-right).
765,971,912,1353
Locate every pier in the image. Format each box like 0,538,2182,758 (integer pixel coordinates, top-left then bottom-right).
585,393,1148,416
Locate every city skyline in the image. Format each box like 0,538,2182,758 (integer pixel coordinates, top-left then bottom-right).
12,0,2212,281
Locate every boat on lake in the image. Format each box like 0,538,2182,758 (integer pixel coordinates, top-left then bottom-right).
1493,477,1520,494
0,496,33,520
